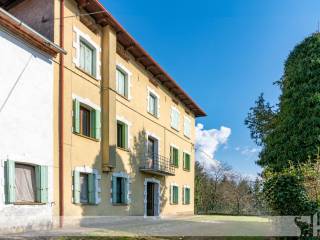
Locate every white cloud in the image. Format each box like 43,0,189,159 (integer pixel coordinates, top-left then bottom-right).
235,146,260,156
195,123,231,169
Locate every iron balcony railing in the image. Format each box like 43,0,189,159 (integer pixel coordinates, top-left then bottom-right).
140,153,175,176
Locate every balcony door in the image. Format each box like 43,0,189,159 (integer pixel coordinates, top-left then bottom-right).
147,136,158,169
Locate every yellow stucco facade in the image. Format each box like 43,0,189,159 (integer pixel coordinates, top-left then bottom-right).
50,0,201,218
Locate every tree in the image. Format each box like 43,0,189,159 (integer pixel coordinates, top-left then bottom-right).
246,33,320,172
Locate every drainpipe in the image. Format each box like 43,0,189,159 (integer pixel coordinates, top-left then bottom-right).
59,0,65,228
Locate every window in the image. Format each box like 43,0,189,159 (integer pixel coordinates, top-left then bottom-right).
170,146,179,167
116,68,128,98
171,185,179,204
148,93,158,117
147,88,159,118
5,160,48,204
117,121,128,149
79,39,96,76
73,27,100,79
79,173,89,203
184,116,191,138
183,187,191,205
73,168,101,205
73,98,101,140
15,164,36,203
171,107,180,130
183,152,191,171
80,106,91,137
112,175,129,204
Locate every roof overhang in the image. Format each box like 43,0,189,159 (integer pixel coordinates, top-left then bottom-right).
76,0,206,117
0,7,66,57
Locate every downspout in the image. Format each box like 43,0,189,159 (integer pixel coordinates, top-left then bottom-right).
59,0,65,228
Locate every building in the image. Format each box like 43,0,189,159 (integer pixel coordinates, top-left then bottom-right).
1,0,206,225
0,8,64,233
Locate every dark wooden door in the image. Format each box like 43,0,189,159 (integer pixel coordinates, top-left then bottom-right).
147,182,155,216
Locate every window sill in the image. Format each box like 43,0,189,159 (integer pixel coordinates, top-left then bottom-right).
184,134,191,140
73,132,100,142
171,126,180,132
14,202,46,205
75,66,99,81
147,111,159,119
171,164,179,168
183,168,191,172
170,203,179,205
117,147,130,152
116,92,130,102
112,203,129,206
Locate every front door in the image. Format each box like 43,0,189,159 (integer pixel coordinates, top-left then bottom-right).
147,182,155,216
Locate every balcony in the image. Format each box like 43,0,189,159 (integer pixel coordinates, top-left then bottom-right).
140,153,175,176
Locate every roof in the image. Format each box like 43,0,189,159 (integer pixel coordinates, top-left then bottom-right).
77,0,206,117
0,7,65,56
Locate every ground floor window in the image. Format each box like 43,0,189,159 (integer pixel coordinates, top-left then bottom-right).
15,164,36,203
111,174,129,205
73,168,101,205
5,160,48,204
80,173,89,204
171,185,179,204
183,186,191,205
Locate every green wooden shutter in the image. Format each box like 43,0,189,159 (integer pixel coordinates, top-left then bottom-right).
73,99,80,134
112,176,117,204
173,186,178,204
187,188,190,204
88,173,96,204
90,109,96,139
170,147,173,165
36,165,49,203
73,170,80,204
184,153,190,171
174,149,179,167
94,110,101,140
5,160,15,204
124,124,128,149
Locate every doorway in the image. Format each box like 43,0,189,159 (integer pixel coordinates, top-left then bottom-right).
144,179,160,216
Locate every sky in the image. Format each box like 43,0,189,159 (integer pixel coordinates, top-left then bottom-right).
101,0,320,178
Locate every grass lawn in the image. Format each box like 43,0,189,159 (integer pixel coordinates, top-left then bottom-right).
191,215,270,223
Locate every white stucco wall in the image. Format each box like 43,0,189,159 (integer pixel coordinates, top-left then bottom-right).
0,27,54,233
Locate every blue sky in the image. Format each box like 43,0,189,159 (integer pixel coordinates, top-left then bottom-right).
101,0,320,177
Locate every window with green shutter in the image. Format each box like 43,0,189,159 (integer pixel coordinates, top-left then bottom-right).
117,121,128,149
171,185,179,204
183,152,191,171
5,161,48,204
73,99,101,140
170,146,179,167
